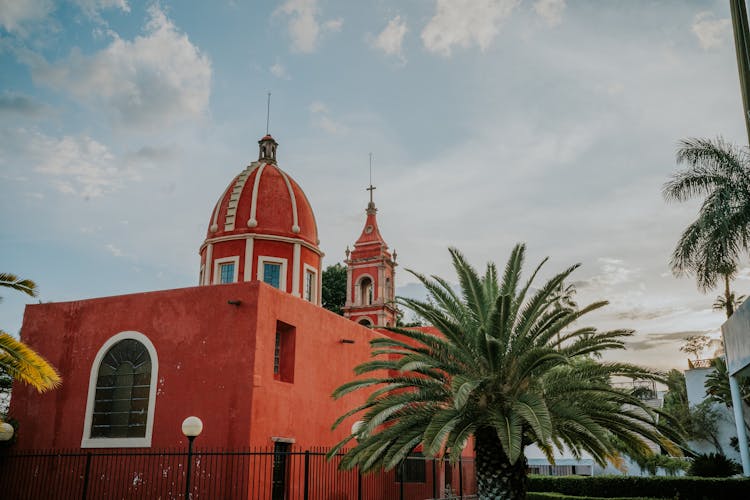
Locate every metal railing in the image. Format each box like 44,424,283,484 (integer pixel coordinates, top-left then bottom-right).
0,446,476,499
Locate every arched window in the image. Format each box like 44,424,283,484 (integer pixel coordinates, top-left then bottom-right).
82,332,158,448
358,318,372,327
359,277,373,306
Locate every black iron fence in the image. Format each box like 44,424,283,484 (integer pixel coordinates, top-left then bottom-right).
0,446,477,499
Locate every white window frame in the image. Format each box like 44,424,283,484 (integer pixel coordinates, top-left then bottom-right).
213,256,240,284
81,331,159,448
257,255,288,292
303,264,318,303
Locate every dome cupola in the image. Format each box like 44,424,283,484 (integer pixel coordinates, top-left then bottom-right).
198,136,322,304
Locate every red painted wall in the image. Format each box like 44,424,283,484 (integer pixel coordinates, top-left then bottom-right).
10,282,381,451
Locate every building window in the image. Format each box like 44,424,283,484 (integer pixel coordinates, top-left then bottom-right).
396,452,426,483
274,321,295,383
258,256,288,292
264,263,281,288
213,256,239,284
82,331,158,448
304,268,316,302
219,262,235,284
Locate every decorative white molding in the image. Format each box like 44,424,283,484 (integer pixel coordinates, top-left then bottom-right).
271,436,296,443
247,163,267,227
257,255,288,292
225,164,257,231
203,244,213,285
200,233,322,257
345,266,353,306
244,237,254,282
81,331,158,448
278,168,300,234
213,256,240,284
291,243,301,297
210,179,234,233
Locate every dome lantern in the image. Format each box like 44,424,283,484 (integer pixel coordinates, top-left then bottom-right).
258,135,278,164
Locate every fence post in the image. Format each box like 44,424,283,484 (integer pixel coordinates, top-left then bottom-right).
399,461,404,500
357,467,362,500
81,452,92,500
432,458,437,499
458,459,463,500
303,450,310,500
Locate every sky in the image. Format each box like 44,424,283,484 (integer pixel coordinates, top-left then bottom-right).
0,0,747,372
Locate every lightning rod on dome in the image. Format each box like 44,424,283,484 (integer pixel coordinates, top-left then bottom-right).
266,92,271,135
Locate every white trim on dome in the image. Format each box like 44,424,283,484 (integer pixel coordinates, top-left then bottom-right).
247,162,267,228
225,163,258,232
200,233,323,257
210,178,234,233
277,168,300,234
244,237,254,281
203,243,213,285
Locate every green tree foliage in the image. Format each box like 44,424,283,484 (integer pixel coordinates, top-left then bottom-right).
680,335,710,360
321,263,347,315
663,137,750,318
687,452,742,477
705,357,750,409
0,273,61,394
329,244,677,499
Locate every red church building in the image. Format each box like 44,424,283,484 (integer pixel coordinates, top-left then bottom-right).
9,135,400,453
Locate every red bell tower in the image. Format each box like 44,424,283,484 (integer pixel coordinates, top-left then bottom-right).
343,183,398,327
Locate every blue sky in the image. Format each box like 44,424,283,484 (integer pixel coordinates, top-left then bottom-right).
0,0,747,370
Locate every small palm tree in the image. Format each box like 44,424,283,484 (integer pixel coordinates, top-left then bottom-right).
0,273,60,393
663,137,750,318
329,245,676,499
713,292,746,316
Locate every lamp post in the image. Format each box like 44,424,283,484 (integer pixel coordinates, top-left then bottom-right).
181,416,203,499
351,421,365,500
0,421,14,442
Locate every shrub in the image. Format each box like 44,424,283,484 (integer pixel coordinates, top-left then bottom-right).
686,452,742,477
529,475,750,500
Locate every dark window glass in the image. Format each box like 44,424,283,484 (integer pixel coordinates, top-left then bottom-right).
91,339,151,438
219,262,235,283
264,263,281,288
274,332,281,375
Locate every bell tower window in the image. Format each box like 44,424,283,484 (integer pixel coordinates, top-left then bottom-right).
358,276,373,305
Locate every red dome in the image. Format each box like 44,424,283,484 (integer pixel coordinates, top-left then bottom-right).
205,160,319,247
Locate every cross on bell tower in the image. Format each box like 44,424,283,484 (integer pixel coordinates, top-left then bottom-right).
342,156,397,328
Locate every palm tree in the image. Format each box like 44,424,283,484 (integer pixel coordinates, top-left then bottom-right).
0,273,60,393
713,292,746,315
328,245,677,499
663,137,750,318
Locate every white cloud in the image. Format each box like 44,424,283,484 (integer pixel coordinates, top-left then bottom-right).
692,11,731,50
73,0,130,18
533,0,565,27
270,61,288,79
584,257,640,288
23,5,211,129
309,100,347,135
0,0,52,34
371,16,408,63
421,0,519,56
275,0,343,53
105,243,124,257
0,128,140,199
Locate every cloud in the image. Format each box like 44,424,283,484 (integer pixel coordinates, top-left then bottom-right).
626,330,713,352
578,257,640,288
0,128,140,199
309,100,347,135
0,92,46,117
421,0,519,56
270,61,289,79
22,5,211,130
692,11,731,50
0,0,52,34
73,0,130,20
105,243,124,257
371,16,408,63
533,0,565,27
275,0,343,53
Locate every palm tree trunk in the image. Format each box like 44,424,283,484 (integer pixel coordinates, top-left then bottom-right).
725,274,735,318
475,427,528,499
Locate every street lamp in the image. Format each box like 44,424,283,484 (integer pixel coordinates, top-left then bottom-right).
182,416,203,499
0,422,14,441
